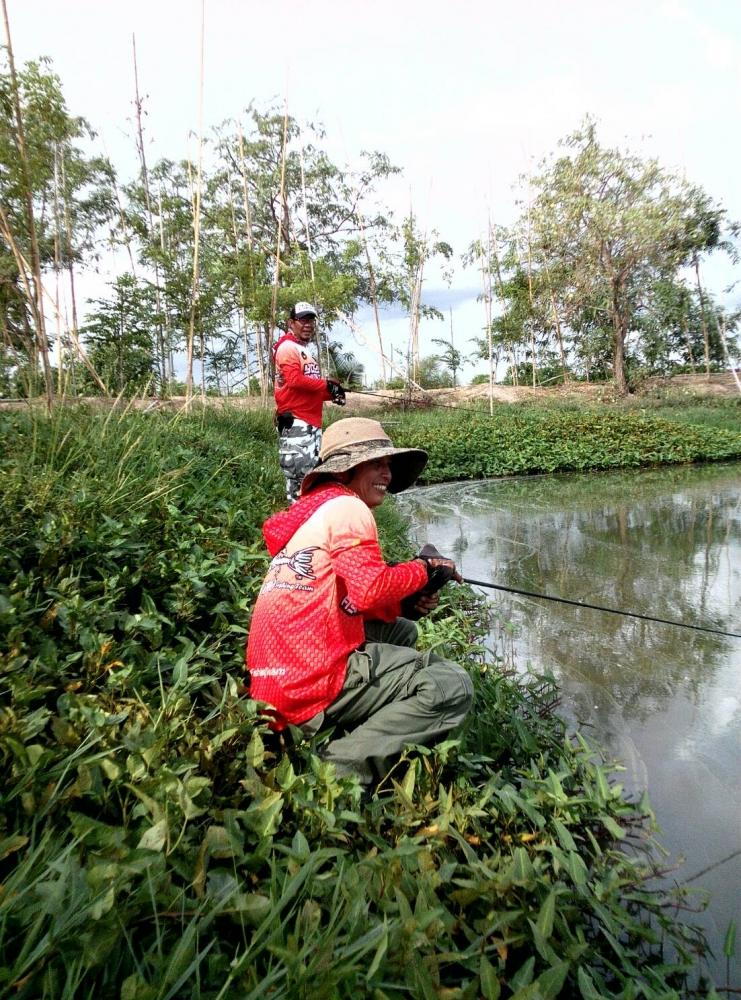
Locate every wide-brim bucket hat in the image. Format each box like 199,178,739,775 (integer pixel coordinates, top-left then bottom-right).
301,418,428,496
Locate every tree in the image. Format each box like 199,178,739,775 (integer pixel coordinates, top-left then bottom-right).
209,107,399,392
326,340,364,388
522,119,734,395
415,354,453,389
0,54,114,397
80,274,158,394
432,333,463,387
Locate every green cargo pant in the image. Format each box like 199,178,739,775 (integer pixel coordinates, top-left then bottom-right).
304,618,474,786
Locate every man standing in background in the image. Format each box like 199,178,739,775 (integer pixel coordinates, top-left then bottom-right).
273,302,346,503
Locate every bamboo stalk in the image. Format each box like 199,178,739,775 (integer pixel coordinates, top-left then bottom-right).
156,182,174,383
716,315,741,395
225,160,250,398
488,227,513,387
132,34,166,392
482,220,494,416
299,143,325,377
59,149,80,394
238,126,265,396
52,142,64,394
523,194,537,388
357,213,387,387
1,0,53,408
694,256,710,379
185,0,206,408
267,100,290,401
338,310,427,392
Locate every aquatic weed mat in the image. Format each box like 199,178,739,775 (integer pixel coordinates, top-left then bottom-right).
391,406,741,483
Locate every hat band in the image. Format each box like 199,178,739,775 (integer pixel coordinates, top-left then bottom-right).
320,438,392,464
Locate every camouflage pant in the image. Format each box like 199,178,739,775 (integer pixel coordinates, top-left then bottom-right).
278,419,322,503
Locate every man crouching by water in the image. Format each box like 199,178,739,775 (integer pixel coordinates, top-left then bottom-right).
246,417,474,790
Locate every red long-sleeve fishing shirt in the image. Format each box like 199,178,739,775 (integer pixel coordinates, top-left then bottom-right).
246,483,428,728
273,334,332,427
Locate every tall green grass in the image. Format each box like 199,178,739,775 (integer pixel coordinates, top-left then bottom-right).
0,405,718,997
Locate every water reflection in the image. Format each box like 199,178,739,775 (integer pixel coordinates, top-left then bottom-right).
398,463,741,986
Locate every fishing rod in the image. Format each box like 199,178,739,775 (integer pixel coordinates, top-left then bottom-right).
460,575,741,639
347,385,487,413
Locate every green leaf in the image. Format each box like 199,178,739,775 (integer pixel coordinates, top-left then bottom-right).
137,818,168,851
577,965,606,1000
553,819,577,851
509,956,535,992
536,888,557,940
0,834,28,860
241,791,283,838
567,851,589,886
533,959,569,999
510,846,535,885
366,925,389,981
601,815,625,840
723,918,737,958
480,954,501,999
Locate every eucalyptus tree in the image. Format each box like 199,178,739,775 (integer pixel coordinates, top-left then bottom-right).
80,274,158,394
209,106,400,392
520,118,733,394
123,156,229,392
637,279,739,375
0,55,114,396
464,224,542,388
202,330,244,395
382,211,453,385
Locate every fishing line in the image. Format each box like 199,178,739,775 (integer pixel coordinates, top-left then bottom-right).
461,576,741,639
348,386,490,413
678,848,741,885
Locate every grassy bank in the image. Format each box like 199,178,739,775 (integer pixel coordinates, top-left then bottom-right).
384,404,741,483
0,406,723,998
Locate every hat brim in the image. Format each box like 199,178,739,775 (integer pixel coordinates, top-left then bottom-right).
301,444,428,496
294,311,317,319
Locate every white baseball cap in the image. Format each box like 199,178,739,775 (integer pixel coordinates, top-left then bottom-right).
290,301,318,319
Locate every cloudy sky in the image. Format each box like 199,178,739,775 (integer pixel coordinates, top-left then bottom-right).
8,0,741,381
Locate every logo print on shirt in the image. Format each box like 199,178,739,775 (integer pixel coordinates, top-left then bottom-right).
303,360,321,378
269,546,319,581
339,595,360,616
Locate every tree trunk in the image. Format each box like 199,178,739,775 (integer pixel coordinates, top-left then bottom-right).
363,239,386,387
132,36,166,395
610,279,630,396
694,257,710,380
2,0,53,409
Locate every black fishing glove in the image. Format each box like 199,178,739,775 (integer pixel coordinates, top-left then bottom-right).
327,379,346,405
417,543,459,593
400,544,458,619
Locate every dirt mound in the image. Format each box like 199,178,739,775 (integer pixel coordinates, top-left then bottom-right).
2,373,737,413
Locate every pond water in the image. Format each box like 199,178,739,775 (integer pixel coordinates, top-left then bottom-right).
399,462,741,987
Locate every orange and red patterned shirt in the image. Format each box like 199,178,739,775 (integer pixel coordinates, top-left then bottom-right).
273,333,332,427
246,483,428,728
